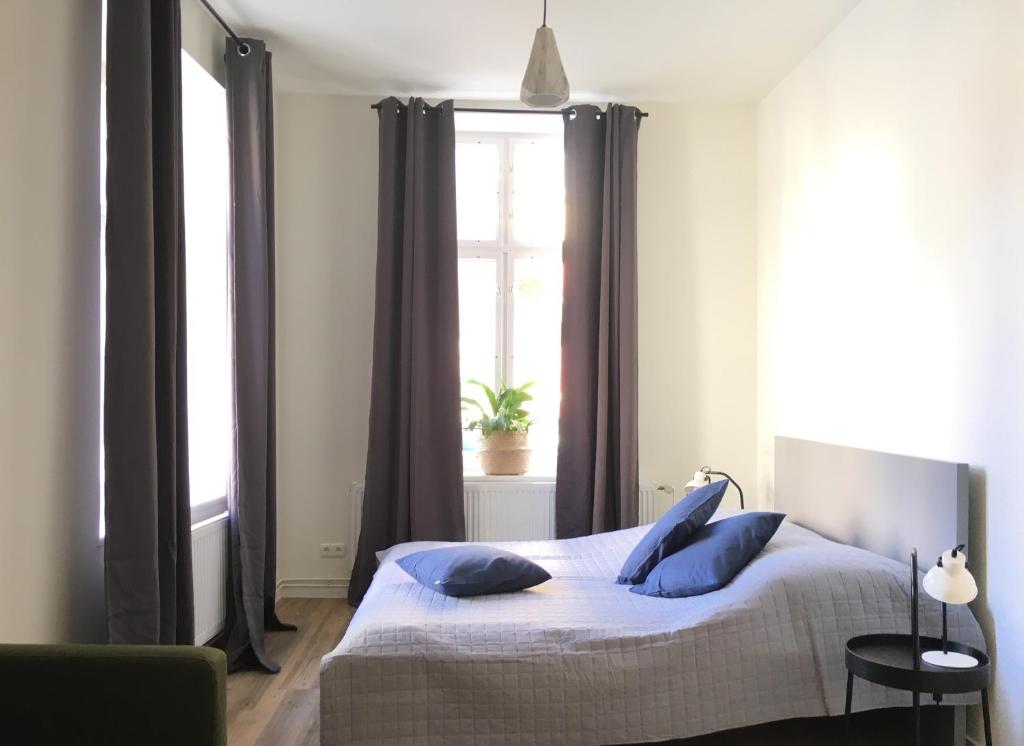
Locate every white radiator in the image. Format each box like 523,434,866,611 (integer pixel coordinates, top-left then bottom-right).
640,483,677,525
463,480,557,540
191,512,228,645
351,479,674,546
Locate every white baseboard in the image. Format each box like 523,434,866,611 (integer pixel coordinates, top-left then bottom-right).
276,577,350,599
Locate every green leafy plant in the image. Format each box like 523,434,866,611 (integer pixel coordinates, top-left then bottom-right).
462,380,535,437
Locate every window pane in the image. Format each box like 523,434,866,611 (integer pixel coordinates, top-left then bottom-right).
511,139,564,248
458,258,498,465
98,0,107,537
182,51,230,506
456,141,500,242
512,256,562,476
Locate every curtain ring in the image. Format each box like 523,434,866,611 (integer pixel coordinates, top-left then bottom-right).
237,41,251,57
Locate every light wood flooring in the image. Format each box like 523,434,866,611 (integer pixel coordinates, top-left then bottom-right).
227,597,352,746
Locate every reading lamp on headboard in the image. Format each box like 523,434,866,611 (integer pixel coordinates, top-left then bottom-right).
685,467,744,510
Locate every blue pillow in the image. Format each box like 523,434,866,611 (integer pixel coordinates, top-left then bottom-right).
630,511,785,598
616,479,729,585
396,545,551,597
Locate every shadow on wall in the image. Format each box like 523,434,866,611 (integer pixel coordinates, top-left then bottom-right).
966,468,992,739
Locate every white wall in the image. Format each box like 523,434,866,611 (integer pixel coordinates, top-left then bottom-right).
758,1,1024,741
272,96,758,590
639,103,758,508
0,0,105,644
181,0,226,85
274,94,379,593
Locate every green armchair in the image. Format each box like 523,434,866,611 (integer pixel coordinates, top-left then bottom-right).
0,643,227,746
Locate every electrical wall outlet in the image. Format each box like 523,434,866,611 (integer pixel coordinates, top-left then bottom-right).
320,542,346,558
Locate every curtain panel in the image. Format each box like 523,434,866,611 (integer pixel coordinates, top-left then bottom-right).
219,37,296,673
555,104,642,538
348,97,466,605
103,0,194,644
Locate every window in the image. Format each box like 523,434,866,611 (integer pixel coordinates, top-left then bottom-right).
181,51,231,520
98,0,107,538
98,47,230,536
455,114,565,476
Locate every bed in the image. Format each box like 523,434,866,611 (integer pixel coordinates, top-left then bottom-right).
321,439,985,745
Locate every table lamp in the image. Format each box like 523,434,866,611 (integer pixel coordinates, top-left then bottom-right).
921,544,978,668
684,466,744,510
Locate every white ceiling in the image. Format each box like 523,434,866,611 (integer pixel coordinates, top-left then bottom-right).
216,0,860,102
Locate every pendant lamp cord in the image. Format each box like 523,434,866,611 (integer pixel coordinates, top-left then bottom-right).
543,0,548,27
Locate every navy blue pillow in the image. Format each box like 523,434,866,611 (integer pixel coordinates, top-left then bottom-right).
396,545,551,597
630,511,786,598
616,479,729,585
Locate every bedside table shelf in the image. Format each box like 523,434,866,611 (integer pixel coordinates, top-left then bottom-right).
845,634,991,745
846,633,990,693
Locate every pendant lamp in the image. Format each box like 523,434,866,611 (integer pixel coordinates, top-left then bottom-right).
520,0,570,107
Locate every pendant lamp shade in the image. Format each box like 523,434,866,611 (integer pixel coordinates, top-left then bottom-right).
520,26,570,107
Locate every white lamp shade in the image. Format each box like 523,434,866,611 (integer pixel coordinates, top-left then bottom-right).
683,471,710,494
520,26,570,108
922,548,978,605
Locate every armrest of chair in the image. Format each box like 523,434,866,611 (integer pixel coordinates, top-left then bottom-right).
0,643,227,746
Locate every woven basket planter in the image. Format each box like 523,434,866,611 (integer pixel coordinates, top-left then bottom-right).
478,431,532,476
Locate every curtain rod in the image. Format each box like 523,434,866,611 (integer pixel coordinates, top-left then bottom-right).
198,0,251,56
369,104,649,118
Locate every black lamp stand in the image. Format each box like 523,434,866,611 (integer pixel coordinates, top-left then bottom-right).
698,467,744,510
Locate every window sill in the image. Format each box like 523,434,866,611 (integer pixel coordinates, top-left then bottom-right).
97,496,228,547
463,473,556,483
191,496,228,525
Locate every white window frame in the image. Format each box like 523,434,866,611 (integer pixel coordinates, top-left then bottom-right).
456,131,563,390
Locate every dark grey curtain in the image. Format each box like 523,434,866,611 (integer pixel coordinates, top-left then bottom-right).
555,104,642,538
348,97,466,605
103,0,194,644
220,38,295,673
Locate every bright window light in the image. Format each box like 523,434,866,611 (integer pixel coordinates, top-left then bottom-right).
98,0,107,538
456,141,501,243
456,118,565,477
511,255,562,476
181,51,231,508
457,257,499,398
511,139,565,247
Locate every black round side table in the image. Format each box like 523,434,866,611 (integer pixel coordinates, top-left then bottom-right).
845,633,992,746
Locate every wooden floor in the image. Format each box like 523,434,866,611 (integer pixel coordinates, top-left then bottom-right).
228,598,953,746
227,597,352,746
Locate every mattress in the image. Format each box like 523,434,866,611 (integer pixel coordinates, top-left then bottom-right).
321,513,984,745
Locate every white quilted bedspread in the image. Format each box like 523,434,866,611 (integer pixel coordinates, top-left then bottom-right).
320,514,983,745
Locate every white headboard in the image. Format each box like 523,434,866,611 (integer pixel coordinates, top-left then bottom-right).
774,437,969,566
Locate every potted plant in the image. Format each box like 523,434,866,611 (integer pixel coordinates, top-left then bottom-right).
462,380,535,476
